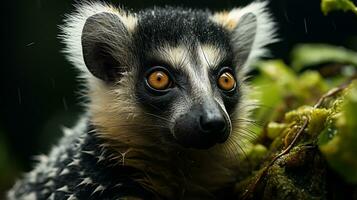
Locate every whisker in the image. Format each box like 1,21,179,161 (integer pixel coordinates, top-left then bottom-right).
142,112,174,124
108,123,169,129
236,129,258,142
110,110,174,125
230,139,248,160
232,118,263,127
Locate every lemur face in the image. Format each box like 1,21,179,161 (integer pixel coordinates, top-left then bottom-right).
129,8,243,149
77,4,268,150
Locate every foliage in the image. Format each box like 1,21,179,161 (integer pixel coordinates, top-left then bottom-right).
319,81,357,183
321,0,357,15
236,44,357,199
291,44,357,72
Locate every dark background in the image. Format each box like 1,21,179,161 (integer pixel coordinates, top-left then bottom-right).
1,0,357,197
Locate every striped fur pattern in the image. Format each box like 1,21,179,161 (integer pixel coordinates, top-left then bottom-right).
8,1,277,199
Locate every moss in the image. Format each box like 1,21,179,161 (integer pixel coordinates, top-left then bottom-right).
319,81,357,183
307,108,329,136
247,144,269,163
236,52,357,198
285,106,312,123
267,122,287,140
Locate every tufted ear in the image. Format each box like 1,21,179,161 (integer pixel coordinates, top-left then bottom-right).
61,2,137,83
81,12,131,82
212,2,278,72
230,13,257,68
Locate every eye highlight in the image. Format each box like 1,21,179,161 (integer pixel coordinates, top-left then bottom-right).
147,70,171,90
218,71,236,91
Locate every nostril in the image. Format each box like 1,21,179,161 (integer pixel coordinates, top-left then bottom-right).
199,116,226,133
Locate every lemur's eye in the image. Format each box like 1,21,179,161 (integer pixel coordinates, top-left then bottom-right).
218,71,236,91
147,70,171,90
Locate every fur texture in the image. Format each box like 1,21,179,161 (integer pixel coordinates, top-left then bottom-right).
8,1,277,199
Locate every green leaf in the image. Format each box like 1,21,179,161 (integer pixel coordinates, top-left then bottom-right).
321,0,357,15
291,44,357,72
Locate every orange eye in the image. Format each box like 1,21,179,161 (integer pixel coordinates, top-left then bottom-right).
147,70,171,90
218,72,236,91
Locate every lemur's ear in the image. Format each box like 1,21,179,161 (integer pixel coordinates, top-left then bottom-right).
212,2,277,71
230,13,257,68
81,12,131,82
61,3,138,82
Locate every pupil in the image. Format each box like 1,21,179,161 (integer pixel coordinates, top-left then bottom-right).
224,78,229,83
157,76,162,81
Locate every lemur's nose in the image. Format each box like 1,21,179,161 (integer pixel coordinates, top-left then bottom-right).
173,100,230,149
199,113,226,134
199,104,228,143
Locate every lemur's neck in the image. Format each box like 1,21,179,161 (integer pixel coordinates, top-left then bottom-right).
89,120,240,199
76,124,155,198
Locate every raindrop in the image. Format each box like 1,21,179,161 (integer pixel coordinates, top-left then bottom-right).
62,97,68,111
26,42,35,47
17,88,22,105
284,10,290,23
303,18,308,34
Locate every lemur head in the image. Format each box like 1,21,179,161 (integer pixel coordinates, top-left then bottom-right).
62,2,276,151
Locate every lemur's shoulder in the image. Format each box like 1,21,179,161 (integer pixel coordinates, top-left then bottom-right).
7,116,154,200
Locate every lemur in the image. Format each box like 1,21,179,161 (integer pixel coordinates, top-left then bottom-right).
7,1,277,199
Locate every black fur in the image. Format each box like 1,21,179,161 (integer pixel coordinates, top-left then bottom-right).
132,7,239,115
136,7,232,50
8,122,155,200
